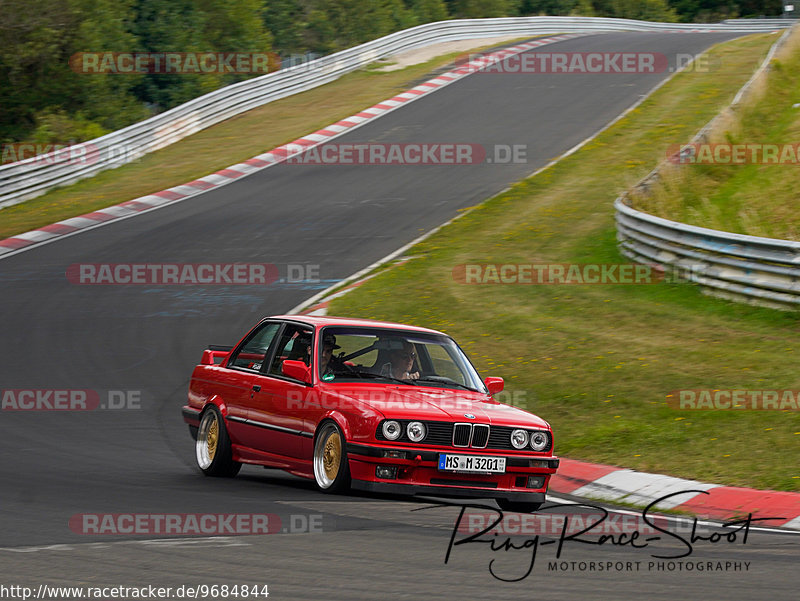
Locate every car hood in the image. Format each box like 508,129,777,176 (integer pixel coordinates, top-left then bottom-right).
327,385,550,429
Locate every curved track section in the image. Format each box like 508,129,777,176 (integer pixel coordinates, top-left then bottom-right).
1,32,797,600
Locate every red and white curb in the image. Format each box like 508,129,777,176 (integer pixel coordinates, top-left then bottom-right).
550,457,800,530
0,34,582,261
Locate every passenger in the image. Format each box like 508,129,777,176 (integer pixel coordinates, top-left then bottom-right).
320,333,341,376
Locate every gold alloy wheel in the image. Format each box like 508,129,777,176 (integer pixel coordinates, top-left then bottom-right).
322,431,341,482
196,409,221,470
206,415,218,462
313,422,346,489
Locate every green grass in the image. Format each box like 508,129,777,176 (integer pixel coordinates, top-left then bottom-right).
633,28,800,240
0,38,534,240
326,32,800,492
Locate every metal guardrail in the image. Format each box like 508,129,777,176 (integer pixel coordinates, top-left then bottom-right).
615,24,800,309
0,16,790,209
615,199,800,309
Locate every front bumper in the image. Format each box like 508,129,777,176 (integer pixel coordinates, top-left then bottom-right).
346,442,558,500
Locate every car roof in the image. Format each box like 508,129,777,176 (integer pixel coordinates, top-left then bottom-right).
268,314,446,335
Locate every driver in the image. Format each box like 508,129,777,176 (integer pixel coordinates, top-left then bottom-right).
380,340,419,381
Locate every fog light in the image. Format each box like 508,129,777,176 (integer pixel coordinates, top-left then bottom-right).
382,450,406,459
527,476,545,489
376,466,398,479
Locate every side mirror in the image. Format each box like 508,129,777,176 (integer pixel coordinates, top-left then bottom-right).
484,377,504,395
282,359,312,384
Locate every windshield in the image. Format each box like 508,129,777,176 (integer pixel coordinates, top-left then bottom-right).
317,326,487,392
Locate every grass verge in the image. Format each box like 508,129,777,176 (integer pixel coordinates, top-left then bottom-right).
632,27,800,240
326,32,800,492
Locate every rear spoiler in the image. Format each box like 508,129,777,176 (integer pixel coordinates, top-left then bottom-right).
201,344,232,365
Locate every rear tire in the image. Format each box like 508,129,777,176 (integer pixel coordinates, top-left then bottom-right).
313,421,351,493
196,406,241,477
497,498,542,513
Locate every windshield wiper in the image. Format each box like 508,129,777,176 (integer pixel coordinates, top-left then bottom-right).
415,376,481,392
346,371,418,386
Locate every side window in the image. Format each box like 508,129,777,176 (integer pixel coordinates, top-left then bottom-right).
269,325,314,376
228,322,281,371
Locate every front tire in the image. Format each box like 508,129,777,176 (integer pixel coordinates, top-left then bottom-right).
196,406,241,477
313,421,351,493
497,498,543,513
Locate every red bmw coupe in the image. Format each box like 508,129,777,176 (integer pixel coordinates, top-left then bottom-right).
182,315,558,512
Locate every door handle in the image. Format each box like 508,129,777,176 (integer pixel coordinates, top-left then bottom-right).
252,385,261,392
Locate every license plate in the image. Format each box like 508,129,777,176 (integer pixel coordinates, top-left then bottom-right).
438,454,506,473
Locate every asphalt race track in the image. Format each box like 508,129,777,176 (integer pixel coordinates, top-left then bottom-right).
1,32,797,600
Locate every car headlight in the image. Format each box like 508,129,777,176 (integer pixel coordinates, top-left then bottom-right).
529,431,550,451
406,421,427,443
382,420,402,440
510,429,529,449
